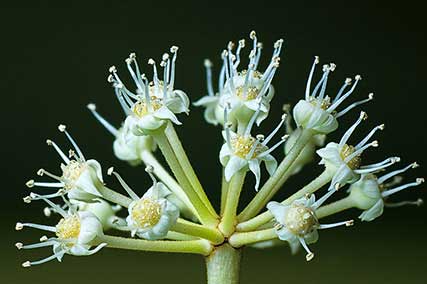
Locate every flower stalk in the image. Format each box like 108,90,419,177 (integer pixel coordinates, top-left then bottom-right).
206,244,242,284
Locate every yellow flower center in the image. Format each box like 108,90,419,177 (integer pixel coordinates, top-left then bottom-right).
236,86,259,100
56,214,81,240
340,144,362,170
132,98,162,118
238,70,263,79
284,204,318,236
131,198,162,228
62,160,86,184
231,135,264,158
309,96,331,110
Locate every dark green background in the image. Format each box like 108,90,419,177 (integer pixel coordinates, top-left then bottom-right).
2,1,426,283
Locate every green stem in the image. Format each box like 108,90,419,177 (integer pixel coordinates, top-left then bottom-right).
164,123,218,218
316,196,355,218
206,244,241,284
96,234,212,255
152,129,218,226
237,129,314,221
220,173,229,216
219,170,247,237
172,218,224,245
229,228,276,248
236,169,333,231
97,185,132,207
166,231,197,241
140,150,197,216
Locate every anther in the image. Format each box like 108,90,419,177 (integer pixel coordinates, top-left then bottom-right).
314,56,320,64
256,134,265,141
15,242,23,250
148,58,155,65
368,93,374,100
15,223,23,230
87,103,96,111
108,66,117,73
378,124,385,130
37,169,44,176
43,207,51,217
250,30,256,39
22,261,31,268
412,162,419,168
26,180,34,188
40,235,48,242
416,178,425,184
416,198,424,206
329,63,337,71
162,53,169,61
371,140,379,147
306,253,314,262
204,59,212,67
145,165,154,173
107,74,114,83
345,220,354,226
107,167,114,176
281,113,287,120
360,111,368,120
23,196,32,203
345,78,352,84
355,75,362,80
239,39,245,47
58,124,66,132
170,46,179,53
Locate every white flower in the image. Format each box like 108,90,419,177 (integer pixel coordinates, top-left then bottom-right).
107,166,179,240
316,111,399,188
293,57,373,134
87,103,156,165
220,103,288,190
267,185,353,261
193,59,224,126
108,48,189,135
16,195,106,267
349,162,424,221
195,31,283,127
26,125,104,202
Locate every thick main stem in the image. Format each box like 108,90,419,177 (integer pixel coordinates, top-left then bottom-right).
206,244,241,284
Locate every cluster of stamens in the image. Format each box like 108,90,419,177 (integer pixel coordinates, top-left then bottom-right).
55,214,81,240
131,198,162,228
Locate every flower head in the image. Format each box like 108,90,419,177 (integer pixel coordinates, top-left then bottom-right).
220,103,287,190
26,125,104,202
195,31,283,127
108,49,189,135
267,185,353,261
316,112,399,188
87,103,156,165
107,166,179,240
16,195,106,267
349,162,424,221
293,57,373,134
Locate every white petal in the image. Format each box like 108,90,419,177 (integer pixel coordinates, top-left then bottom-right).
359,199,384,222
267,201,288,224
224,156,247,181
249,160,261,191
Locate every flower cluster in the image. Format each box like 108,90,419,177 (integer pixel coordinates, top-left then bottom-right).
17,31,423,281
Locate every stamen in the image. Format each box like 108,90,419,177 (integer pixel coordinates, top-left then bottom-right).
333,78,352,103
29,193,68,217
336,93,374,118
254,42,263,70
318,63,335,100
145,165,157,187
311,64,330,98
327,75,362,112
113,87,132,115
169,46,179,89
344,141,378,164
262,113,287,146
204,59,215,96
58,125,86,162
234,39,245,69
305,56,320,100
355,157,400,174
258,135,288,158
26,181,64,188
17,240,57,250
244,101,262,136
86,104,118,136
37,169,62,181
385,198,423,208
355,122,384,149
312,183,339,209
46,139,70,164
381,178,424,198
298,237,314,261
23,250,67,267
16,222,57,233
227,41,237,78
107,167,140,201
318,220,354,229
339,111,367,148
378,162,419,184
126,54,145,92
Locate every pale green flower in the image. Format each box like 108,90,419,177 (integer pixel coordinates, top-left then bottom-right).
15,195,106,267
349,162,424,221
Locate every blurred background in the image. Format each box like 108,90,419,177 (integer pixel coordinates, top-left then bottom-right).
2,0,426,283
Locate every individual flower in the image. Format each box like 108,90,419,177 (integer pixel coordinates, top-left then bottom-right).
26,125,104,202
195,31,283,127
293,56,373,134
87,103,156,165
316,111,400,188
108,48,189,135
349,162,424,221
283,104,326,175
220,103,287,190
70,199,122,230
16,195,106,267
107,166,179,240
267,184,353,261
